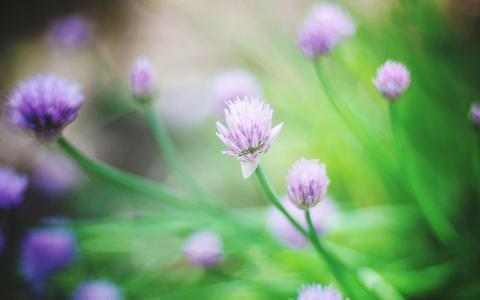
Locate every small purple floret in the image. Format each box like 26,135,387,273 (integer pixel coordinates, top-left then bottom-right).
212,70,261,111
21,228,77,289
8,74,84,139
130,56,155,99
372,60,411,101
297,284,343,300
216,97,283,178
470,103,480,128
48,15,93,49
287,158,330,210
267,198,337,249
0,167,28,209
183,231,223,268
298,3,356,58
72,280,123,300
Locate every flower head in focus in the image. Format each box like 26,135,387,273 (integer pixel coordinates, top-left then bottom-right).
297,284,343,300
267,197,338,249
216,97,283,178
470,103,480,128
7,74,84,140
72,280,123,300
298,3,356,58
372,60,410,101
212,70,261,111
48,15,93,49
130,56,155,100
287,158,330,210
21,228,77,289
0,167,28,209
33,153,80,197
183,231,223,268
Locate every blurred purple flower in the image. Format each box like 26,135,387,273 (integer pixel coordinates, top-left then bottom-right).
372,60,411,101
0,230,5,252
8,74,84,140
212,70,261,111
287,158,330,210
72,280,123,300
297,284,343,300
470,103,480,128
21,228,77,289
48,15,93,49
298,3,356,58
183,231,223,268
267,197,337,249
130,56,155,99
33,153,79,197
0,167,28,209
216,97,283,178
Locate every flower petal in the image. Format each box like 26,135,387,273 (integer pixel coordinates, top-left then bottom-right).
240,157,260,179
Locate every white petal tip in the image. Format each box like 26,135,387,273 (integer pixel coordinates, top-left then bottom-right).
240,158,260,179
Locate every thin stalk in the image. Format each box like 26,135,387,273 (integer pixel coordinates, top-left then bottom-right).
57,137,186,209
142,105,204,196
305,209,357,299
389,105,457,243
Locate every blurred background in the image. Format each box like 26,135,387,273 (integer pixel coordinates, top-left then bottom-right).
0,0,479,299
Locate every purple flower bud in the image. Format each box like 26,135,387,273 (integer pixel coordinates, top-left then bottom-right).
297,284,343,300
8,74,84,140
21,228,77,289
33,153,79,197
470,103,480,128
287,159,330,210
372,60,411,101
129,56,155,99
267,198,337,249
72,280,123,300
216,97,283,178
298,3,356,58
212,70,261,111
0,167,28,209
183,231,223,268
48,15,93,49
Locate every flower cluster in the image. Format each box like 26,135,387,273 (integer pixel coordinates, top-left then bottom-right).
129,56,156,100
72,280,123,300
298,3,356,58
373,60,411,101
216,97,283,178
0,167,28,209
183,231,223,268
297,284,343,300
8,74,84,139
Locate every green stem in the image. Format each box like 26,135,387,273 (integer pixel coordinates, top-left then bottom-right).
142,105,204,196
305,210,357,299
57,137,186,208
389,105,457,243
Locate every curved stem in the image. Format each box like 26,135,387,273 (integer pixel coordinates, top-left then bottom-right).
305,210,356,299
142,105,204,196
57,137,187,209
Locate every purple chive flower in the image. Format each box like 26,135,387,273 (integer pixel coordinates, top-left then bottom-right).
372,60,411,101
267,197,337,249
33,153,79,197
183,231,223,268
297,284,343,300
216,97,283,178
21,228,77,289
72,280,123,300
0,167,28,209
130,56,155,100
470,103,480,128
287,158,330,210
48,15,93,49
212,70,262,111
8,74,84,140
298,3,356,58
